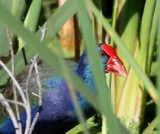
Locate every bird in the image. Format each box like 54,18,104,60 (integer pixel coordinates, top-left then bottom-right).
0,43,127,134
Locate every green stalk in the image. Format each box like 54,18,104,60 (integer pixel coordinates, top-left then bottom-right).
147,0,159,75
0,0,12,56
139,0,156,71
77,7,117,134
157,0,160,132
142,117,158,134
110,0,118,46
12,0,26,18
78,0,128,133
18,0,43,50
109,0,118,113
55,38,89,134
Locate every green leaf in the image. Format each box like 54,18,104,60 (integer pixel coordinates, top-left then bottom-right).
78,1,125,134
18,0,43,50
12,0,26,18
0,0,12,56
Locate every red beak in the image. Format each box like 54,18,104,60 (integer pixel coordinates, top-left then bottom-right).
101,44,127,77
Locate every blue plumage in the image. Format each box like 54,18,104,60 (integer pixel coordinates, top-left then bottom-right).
0,44,110,134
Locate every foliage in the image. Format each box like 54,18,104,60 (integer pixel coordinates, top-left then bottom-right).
0,0,160,133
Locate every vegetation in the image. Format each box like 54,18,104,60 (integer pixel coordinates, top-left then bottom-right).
0,0,160,133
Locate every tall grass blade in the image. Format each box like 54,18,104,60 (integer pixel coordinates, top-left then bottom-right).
0,0,12,56
18,0,43,50
78,1,126,134
157,0,160,132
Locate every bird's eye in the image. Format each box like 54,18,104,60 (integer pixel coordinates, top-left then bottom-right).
100,51,105,56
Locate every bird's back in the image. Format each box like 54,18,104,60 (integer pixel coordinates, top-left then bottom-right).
0,59,96,134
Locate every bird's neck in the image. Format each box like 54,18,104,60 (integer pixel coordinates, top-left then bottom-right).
76,52,96,90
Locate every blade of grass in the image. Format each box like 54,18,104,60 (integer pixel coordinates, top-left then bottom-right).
157,0,160,131
117,0,141,52
0,0,25,57
0,0,12,56
0,23,9,56
77,1,123,134
110,0,118,112
109,0,118,115
110,0,118,46
147,0,159,75
18,0,43,50
140,0,156,72
142,117,158,134
55,37,89,134
12,0,26,18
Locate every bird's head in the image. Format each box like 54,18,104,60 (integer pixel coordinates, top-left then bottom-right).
77,43,127,78
99,43,127,77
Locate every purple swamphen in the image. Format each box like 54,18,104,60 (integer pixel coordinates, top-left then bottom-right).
0,43,127,134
